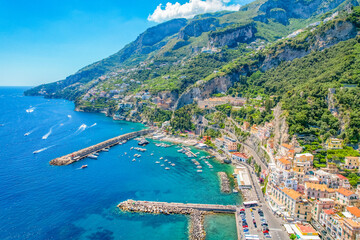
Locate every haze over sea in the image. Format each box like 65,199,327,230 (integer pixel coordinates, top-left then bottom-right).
0,87,240,240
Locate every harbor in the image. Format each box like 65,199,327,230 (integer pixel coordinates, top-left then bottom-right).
50,129,153,165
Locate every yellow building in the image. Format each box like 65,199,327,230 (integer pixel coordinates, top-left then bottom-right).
344,157,360,170
326,138,343,149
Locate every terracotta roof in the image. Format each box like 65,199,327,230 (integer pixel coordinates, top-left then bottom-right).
343,219,360,228
347,206,360,218
323,209,335,215
305,182,333,192
336,174,348,180
278,158,291,165
282,187,302,200
232,152,249,159
296,224,317,234
281,143,294,149
337,188,356,197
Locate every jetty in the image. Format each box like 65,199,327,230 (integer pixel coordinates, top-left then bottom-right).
50,129,153,166
118,200,236,240
181,146,197,157
118,200,236,214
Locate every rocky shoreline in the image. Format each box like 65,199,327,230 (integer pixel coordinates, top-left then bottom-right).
218,172,231,193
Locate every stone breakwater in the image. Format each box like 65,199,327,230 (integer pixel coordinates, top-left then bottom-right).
189,210,206,240
118,200,236,240
218,172,231,193
50,129,153,166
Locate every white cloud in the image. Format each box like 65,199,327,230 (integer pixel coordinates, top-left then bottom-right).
148,0,241,23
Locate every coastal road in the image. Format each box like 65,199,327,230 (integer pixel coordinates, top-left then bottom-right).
237,162,288,239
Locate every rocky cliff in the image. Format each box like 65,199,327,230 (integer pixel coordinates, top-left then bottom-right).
209,23,257,48
260,19,358,71
176,18,358,110
178,18,219,40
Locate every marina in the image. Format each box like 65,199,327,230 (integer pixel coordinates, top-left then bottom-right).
50,129,153,165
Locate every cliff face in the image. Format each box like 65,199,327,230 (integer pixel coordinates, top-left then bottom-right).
261,20,358,71
209,23,257,48
260,0,348,21
176,19,358,110
175,73,239,109
178,18,219,40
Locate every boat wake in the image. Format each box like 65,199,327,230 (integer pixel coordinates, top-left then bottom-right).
33,145,55,154
24,129,36,136
89,123,97,128
67,115,72,118
75,124,87,134
26,107,35,113
42,127,54,140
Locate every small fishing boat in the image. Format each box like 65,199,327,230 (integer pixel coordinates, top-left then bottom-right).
155,161,160,164
132,159,136,162
160,164,165,167
165,167,170,170
88,154,98,159
197,170,203,173
102,148,109,152
197,166,202,169
160,157,163,160
171,163,175,166
164,159,168,162
81,165,88,169
130,147,134,150
151,153,154,156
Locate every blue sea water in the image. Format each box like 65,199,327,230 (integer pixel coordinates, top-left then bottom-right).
0,87,241,240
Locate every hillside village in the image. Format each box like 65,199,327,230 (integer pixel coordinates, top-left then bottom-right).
24,0,360,239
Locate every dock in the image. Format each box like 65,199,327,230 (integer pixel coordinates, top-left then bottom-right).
50,129,153,166
181,146,198,157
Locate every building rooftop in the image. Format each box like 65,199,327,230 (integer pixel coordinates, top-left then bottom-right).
323,209,335,215
296,224,318,234
305,182,334,192
337,188,356,197
281,143,294,150
347,206,360,218
232,152,249,159
343,218,360,228
278,158,291,165
282,187,302,200
295,153,313,157
336,174,348,180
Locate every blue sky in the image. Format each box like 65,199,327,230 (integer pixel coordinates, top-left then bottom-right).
0,0,253,86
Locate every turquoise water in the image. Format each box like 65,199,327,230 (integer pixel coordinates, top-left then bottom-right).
0,87,240,240
204,214,237,240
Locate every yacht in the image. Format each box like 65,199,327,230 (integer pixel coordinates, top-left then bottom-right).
81,165,88,169
138,139,149,146
88,154,98,159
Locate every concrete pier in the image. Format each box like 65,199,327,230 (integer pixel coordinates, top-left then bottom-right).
50,129,153,166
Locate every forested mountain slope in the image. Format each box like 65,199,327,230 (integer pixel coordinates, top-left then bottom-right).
25,0,358,101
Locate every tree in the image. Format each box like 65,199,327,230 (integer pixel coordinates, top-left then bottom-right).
290,234,297,240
